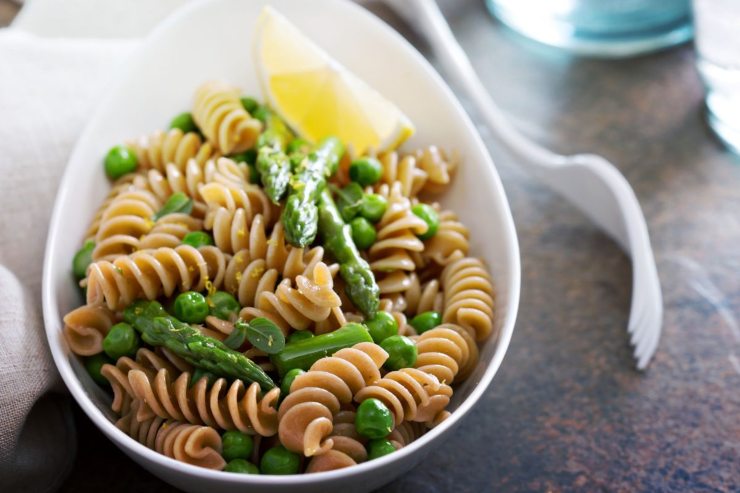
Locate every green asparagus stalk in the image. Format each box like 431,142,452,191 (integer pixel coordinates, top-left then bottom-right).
281,137,345,247
123,301,276,390
256,146,291,203
255,109,294,203
318,188,380,317
270,323,373,376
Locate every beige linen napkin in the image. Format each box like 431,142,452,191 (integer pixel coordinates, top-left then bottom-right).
0,30,134,491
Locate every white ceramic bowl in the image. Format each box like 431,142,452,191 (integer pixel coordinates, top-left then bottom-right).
42,0,521,491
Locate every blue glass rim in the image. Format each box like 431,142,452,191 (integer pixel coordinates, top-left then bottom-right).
486,0,694,58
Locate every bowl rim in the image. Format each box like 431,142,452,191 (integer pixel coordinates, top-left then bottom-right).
41,0,521,485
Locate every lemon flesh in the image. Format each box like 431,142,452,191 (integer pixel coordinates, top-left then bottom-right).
253,7,414,155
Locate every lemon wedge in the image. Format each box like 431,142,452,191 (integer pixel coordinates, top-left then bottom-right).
253,6,415,155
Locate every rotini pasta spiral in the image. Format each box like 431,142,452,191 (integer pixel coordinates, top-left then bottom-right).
199,181,276,229
192,80,262,154
404,274,443,317
222,225,328,305
258,223,325,279
62,304,117,356
423,208,469,266
412,324,478,384
388,421,426,449
414,145,458,195
369,182,428,295
277,342,388,456
441,257,495,341
138,213,204,251
116,401,225,470
209,209,267,255
92,189,162,261
224,254,280,309
305,411,366,473
85,174,140,241
86,245,228,310
128,128,220,172
136,157,249,219
354,368,451,427
240,262,343,333
101,347,190,415
374,151,428,198
127,368,281,436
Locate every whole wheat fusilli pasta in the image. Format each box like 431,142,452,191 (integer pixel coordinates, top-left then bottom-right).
441,257,496,341
63,304,117,356
128,128,219,172
192,81,261,154
86,245,228,310
128,368,280,436
117,401,226,470
278,342,387,456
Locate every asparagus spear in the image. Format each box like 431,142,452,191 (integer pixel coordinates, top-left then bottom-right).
270,323,373,376
123,301,276,390
255,109,293,203
256,146,291,203
317,188,380,317
281,137,345,247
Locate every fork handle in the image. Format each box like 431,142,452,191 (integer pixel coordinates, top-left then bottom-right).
405,0,558,174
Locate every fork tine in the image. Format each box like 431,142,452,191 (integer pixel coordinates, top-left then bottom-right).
628,292,648,343
633,288,663,369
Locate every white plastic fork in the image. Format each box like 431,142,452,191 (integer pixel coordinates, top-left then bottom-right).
384,0,663,369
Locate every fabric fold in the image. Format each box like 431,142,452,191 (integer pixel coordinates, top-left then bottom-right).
0,30,135,491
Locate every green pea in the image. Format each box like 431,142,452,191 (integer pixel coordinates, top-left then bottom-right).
409,311,442,334
355,398,393,439
281,368,305,396
181,231,213,248
411,203,439,240
260,445,300,475
286,138,311,155
335,182,364,222
365,311,398,343
173,291,209,323
240,97,259,114
104,145,138,180
224,459,260,474
84,353,112,386
222,431,254,461
102,322,140,360
349,157,383,186
367,439,396,460
359,193,387,223
169,112,198,134
380,335,417,370
207,291,240,321
230,148,258,166
287,331,314,344
350,217,377,250
72,240,95,280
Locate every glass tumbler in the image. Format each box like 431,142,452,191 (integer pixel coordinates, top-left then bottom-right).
694,0,740,154
486,0,693,57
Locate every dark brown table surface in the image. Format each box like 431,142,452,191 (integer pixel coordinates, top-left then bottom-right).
7,1,736,491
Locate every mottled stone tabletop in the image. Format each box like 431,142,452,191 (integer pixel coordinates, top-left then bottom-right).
8,0,736,491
